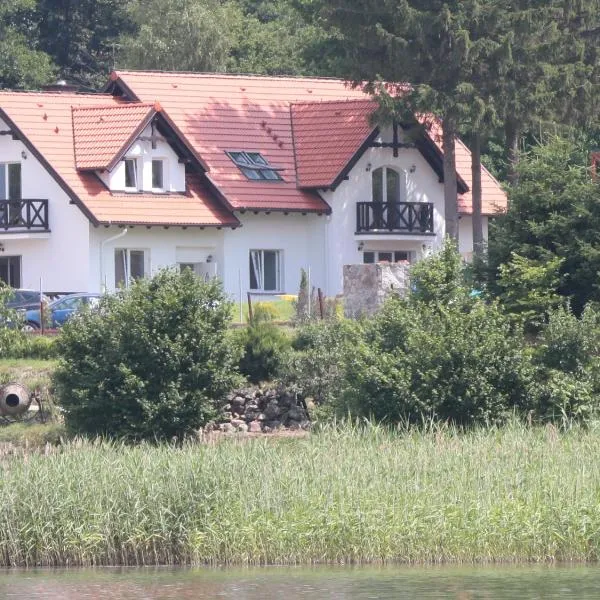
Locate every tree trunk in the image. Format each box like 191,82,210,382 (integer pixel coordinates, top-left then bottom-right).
442,113,459,242
471,131,484,258
505,116,520,186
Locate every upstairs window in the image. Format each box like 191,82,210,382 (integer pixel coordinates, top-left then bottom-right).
152,159,164,190
226,151,282,181
0,163,21,200
124,158,138,190
372,167,405,203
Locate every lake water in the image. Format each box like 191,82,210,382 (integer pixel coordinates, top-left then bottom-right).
0,565,599,599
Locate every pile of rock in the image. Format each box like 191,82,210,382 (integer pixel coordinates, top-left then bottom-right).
210,387,311,434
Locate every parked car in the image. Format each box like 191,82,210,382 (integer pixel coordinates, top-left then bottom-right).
22,293,102,330
4,289,49,311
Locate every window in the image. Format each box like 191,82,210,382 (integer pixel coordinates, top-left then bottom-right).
363,250,412,264
124,159,138,189
115,249,147,287
372,167,405,203
249,250,282,292
0,256,21,287
226,151,282,181
0,163,22,224
152,159,164,190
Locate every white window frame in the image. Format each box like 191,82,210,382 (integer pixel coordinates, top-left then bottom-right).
249,249,283,293
151,158,166,191
115,248,149,288
0,162,22,200
123,158,139,191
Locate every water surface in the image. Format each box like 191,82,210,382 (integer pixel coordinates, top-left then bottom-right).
0,564,599,599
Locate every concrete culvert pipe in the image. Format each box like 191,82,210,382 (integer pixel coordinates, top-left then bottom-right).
0,383,31,416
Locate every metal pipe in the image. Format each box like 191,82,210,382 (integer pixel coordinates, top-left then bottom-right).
99,227,128,292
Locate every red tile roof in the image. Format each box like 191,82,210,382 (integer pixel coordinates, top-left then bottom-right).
72,103,157,170
291,99,378,188
0,91,237,227
113,71,506,216
112,71,374,213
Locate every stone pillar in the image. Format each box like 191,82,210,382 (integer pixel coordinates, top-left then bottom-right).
343,263,410,318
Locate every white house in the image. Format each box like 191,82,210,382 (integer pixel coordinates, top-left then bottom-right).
0,71,506,299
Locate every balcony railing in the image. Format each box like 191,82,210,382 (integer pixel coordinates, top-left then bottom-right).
356,201,434,234
0,199,49,232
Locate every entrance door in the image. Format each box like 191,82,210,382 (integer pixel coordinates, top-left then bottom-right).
0,256,21,287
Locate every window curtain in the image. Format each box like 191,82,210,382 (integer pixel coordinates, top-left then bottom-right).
250,250,264,289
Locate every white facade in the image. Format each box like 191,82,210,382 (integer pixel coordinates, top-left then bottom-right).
0,119,486,299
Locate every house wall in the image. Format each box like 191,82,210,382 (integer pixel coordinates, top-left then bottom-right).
100,124,186,192
89,225,225,293
0,117,90,292
459,216,489,259
221,212,327,299
321,126,447,296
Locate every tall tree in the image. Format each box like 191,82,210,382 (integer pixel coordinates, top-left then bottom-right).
35,0,134,88
119,0,240,73
0,0,55,89
316,0,503,242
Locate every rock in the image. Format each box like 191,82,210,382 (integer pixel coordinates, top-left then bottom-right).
221,411,232,421
279,392,295,408
257,413,267,421
264,419,282,430
286,407,305,422
231,396,245,409
248,420,262,433
264,401,281,419
221,403,232,412
219,423,235,433
236,422,249,433
231,419,246,428
305,398,316,411
300,420,312,430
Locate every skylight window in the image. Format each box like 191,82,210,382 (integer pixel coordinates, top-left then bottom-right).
226,151,282,181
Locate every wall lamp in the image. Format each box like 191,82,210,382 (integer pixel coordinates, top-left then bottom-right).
21,151,27,160
357,242,364,251
206,254,213,263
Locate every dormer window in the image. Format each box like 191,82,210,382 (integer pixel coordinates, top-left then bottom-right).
226,151,282,181
152,159,164,190
124,158,138,190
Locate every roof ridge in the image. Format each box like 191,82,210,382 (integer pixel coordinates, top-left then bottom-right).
0,90,113,97
113,69,359,84
291,98,375,107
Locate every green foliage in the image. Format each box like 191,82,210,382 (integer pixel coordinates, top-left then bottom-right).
0,0,55,89
531,305,600,421
281,319,361,410
236,306,291,383
342,296,533,426
410,238,469,306
295,268,309,321
497,252,563,331
53,269,240,441
486,136,600,315
120,0,239,72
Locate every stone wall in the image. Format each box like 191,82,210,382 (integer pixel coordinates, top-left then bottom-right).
343,263,410,318
208,387,311,434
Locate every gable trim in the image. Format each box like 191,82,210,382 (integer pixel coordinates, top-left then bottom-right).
329,128,381,191
0,108,99,226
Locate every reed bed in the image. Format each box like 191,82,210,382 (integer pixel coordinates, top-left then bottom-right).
1,421,600,567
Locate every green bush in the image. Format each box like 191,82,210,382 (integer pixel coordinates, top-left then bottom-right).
531,305,600,420
342,296,534,425
53,269,240,441
16,335,58,359
281,319,361,410
236,321,291,384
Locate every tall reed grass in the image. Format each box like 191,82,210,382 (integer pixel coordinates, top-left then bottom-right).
1,421,600,566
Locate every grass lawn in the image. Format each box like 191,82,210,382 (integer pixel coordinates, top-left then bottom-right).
231,297,296,323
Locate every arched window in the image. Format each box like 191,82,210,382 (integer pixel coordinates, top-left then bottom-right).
372,167,405,203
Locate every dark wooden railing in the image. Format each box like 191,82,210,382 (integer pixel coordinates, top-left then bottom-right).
356,201,434,234
0,199,49,231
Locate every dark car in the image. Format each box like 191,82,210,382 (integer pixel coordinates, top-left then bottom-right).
23,293,102,330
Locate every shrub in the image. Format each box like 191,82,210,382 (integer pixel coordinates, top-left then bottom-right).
341,296,534,426
531,305,600,420
53,269,240,441
281,319,361,410
236,321,291,384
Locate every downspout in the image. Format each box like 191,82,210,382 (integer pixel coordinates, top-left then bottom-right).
99,227,128,292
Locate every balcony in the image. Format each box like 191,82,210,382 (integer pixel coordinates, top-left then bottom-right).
356,201,434,235
0,199,49,232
